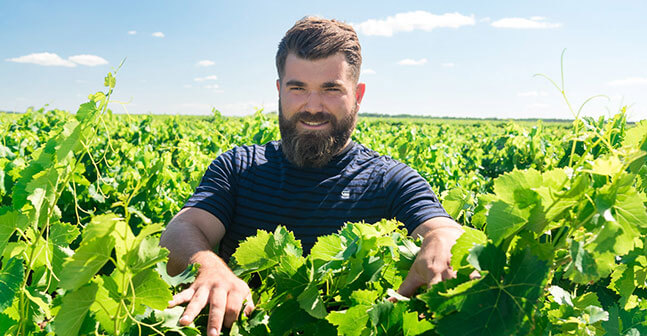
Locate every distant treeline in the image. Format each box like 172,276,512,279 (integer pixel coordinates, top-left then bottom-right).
358,112,576,123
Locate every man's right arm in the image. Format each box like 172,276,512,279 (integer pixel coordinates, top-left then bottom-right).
160,207,254,336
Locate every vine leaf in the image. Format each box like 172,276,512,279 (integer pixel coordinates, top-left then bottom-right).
132,268,173,311
53,282,99,336
58,235,115,291
0,257,24,311
422,245,550,336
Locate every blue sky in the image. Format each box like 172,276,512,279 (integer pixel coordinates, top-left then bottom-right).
2,1,646,121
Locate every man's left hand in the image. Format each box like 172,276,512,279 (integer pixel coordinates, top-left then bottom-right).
397,217,464,297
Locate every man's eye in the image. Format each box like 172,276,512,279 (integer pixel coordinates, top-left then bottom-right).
290,87,304,91
326,88,341,92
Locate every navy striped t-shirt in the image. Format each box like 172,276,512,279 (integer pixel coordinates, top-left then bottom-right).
184,140,450,261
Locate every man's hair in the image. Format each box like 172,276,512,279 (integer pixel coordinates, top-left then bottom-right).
276,16,362,82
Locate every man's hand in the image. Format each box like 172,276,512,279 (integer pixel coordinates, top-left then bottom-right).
398,217,464,297
168,250,254,336
161,208,254,334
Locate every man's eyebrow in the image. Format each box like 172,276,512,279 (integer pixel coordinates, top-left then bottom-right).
321,81,343,89
285,80,305,87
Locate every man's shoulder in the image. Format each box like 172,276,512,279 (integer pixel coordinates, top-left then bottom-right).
351,142,405,170
221,141,280,160
210,141,281,172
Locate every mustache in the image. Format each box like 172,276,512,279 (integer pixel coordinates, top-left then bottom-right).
291,111,335,124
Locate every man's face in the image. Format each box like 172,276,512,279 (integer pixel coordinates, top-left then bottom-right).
277,53,366,168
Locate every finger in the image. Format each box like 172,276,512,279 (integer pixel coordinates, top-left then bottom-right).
428,272,443,286
179,287,210,326
243,294,255,316
397,273,424,297
223,290,245,328
469,270,482,280
208,289,228,336
169,287,195,308
442,268,457,281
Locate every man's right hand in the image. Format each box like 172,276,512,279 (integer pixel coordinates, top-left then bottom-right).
168,250,254,336
160,208,253,336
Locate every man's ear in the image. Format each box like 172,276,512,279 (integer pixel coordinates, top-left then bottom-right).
276,79,280,92
355,83,366,106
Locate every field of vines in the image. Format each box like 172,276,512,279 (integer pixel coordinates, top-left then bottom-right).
1,72,646,335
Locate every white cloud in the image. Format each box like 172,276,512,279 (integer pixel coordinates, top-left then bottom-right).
362,68,376,75
491,17,561,29
479,17,491,23
197,60,215,67
152,32,165,38
608,77,647,86
398,58,428,66
204,84,220,89
68,54,108,66
517,91,549,97
128,30,137,35
441,62,455,68
194,75,218,82
6,52,76,67
353,11,475,37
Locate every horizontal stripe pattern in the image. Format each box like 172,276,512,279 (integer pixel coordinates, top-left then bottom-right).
184,140,450,261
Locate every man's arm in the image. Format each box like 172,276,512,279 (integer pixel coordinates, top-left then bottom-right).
397,216,465,297
160,207,253,336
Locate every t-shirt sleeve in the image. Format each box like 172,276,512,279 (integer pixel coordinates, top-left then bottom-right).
183,149,238,229
384,161,452,233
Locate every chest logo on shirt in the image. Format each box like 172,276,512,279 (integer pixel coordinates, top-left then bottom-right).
341,189,350,199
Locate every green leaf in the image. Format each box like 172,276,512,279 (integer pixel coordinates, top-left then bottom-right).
608,263,636,309
59,235,115,291
157,262,198,287
349,289,379,306
402,311,434,336
232,229,273,271
126,236,169,273
0,207,28,257
0,313,17,335
272,253,308,295
0,257,24,311
297,283,327,319
441,187,472,220
326,304,370,336
583,305,609,324
89,277,122,335
429,246,549,336
590,156,624,176
548,286,573,306
104,72,116,88
132,268,174,311
310,234,343,262
493,169,542,207
82,213,119,241
450,227,487,271
53,282,99,336
485,201,528,245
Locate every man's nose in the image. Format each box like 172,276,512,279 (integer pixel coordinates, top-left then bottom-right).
304,91,324,113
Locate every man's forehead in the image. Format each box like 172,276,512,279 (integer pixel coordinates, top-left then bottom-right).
283,52,352,82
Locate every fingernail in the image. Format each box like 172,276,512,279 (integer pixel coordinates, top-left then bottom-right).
179,316,189,324
210,328,219,336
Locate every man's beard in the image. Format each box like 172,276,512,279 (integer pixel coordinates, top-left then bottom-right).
278,101,357,168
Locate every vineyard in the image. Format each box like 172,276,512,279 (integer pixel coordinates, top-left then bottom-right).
0,72,646,335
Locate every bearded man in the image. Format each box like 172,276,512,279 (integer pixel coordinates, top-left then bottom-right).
160,16,465,336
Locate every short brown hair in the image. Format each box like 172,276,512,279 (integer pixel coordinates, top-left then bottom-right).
276,16,362,82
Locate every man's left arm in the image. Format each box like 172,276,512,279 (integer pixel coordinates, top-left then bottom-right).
397,216,464,297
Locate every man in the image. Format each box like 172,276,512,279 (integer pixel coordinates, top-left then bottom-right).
160,17,464,336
